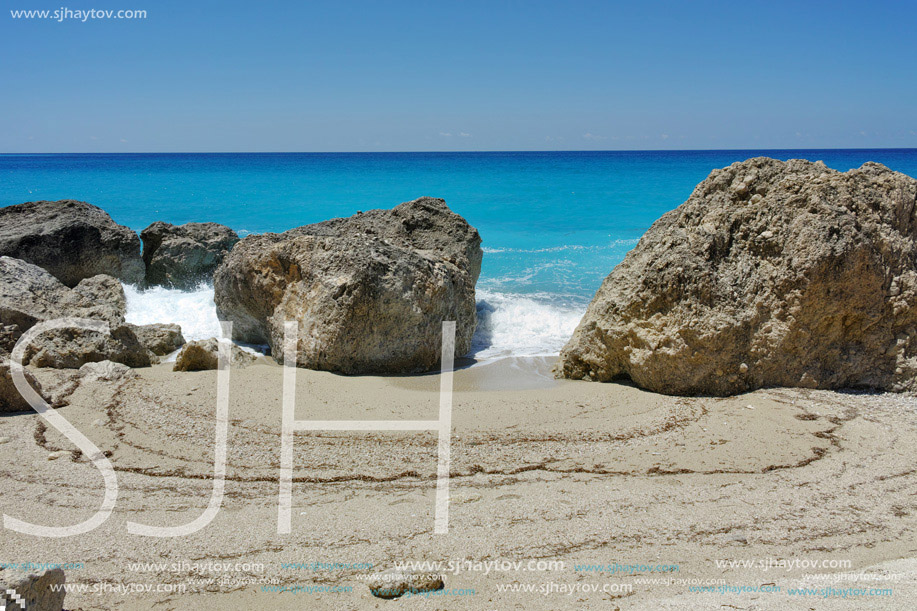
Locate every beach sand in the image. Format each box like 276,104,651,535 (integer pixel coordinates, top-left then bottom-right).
1,357,916,609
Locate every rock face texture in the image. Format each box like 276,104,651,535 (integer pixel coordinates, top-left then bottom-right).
0,359,49,413
214,197,482,374
173,338,256,371
23,325,152,369
126,323,185,355
0,257,126,331
141,221,239,289
557,158,917,396
0,256,151,368
0,200,143,286
0,568,66,610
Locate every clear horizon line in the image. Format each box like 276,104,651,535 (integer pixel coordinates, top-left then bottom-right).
2,146,917,155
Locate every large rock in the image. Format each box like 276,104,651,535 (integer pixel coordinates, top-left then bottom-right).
23,324,151,369
0,200,143,286
0,257,150,368
0,568,66,611
214,197,482,374
557,158,917,396
141,221,239,289
173,338,257,371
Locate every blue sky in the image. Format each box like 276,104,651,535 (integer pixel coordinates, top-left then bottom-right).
1,0,915,152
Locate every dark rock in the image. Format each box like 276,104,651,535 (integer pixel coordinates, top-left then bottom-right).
0,200,143,286
141,221,239,289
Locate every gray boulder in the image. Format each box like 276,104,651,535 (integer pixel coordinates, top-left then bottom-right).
0,257,125,332
557,158,917,395
141,221,239,289
173,338,257,371
23,324,151,369
127,323,185,355
213,197,482,374
0,568,65,610
0,257,150,368
0,200,143,286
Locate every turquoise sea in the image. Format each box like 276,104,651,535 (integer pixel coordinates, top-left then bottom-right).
2,150,916,359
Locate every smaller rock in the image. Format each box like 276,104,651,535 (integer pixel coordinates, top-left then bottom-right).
0,568,66,611
127,323,185,356
23,324,152,369
173,338,257,372
70,274,127,326
47,450,70,460
78,360,139,383
0,324,21,353
366,569,445,599
0,358,52,413
0,436,11,444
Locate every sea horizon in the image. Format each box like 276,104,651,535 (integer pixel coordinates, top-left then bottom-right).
4,146,917,154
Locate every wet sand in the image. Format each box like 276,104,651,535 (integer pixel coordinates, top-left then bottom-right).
1,357,916,609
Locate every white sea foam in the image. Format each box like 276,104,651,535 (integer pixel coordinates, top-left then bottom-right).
124,284,586,363
124,284,224,342
481,239,638,255
470,289,585,360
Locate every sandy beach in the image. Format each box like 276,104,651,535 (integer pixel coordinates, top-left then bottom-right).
1,356,915,609
4,1,917,608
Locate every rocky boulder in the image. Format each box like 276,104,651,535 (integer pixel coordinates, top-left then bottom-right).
0,200,143,286
214,197,482,374
173,338,257,371
0,357,52,413
141,221,239,289
0,257,126,331
0,568,66,611
23,324,152,369
126,323,185,355
557,158,917,395
0,257,151,368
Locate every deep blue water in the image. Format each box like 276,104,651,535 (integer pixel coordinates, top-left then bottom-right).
2,150,916,357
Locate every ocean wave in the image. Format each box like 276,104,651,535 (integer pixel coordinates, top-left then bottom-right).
124,284,586,363
482,239,638,255
470,289,585,360
124,283,224,343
